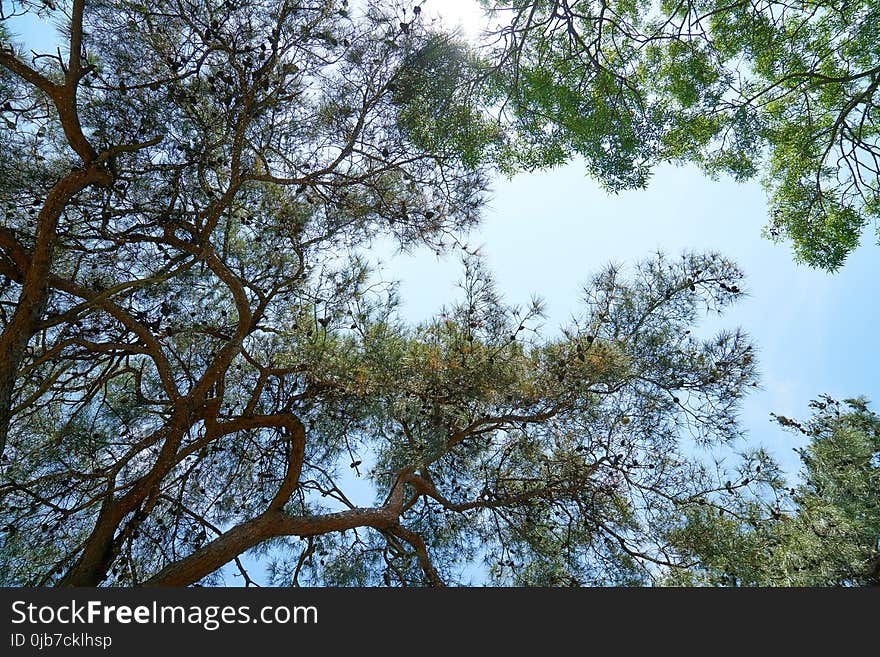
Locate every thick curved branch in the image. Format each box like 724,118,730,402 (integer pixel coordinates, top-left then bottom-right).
142,506,400,587
0,163,112,456
388,525,445,587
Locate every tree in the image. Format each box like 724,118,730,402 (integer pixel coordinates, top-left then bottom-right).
666,396,880,586
480,0,880,270
0,0,769,587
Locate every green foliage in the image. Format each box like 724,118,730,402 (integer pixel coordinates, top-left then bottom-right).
666,397,880,586
484,0,880,268
391,34,504,169
256,251,762,586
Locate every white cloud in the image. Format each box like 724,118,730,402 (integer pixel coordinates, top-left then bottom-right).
420,0,487,40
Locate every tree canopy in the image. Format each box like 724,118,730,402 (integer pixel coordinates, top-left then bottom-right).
0,0,875,587
667,396,880,586
480,0,880,269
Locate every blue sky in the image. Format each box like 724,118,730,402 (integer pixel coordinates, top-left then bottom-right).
372,0,880,478
379,158,880,475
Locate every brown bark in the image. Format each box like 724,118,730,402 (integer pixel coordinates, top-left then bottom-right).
0,0,107,455
55,494,130,587
141,468,421,587
58,412,307,587
57,411,191,586
390,525,446,587
0,164,111,456
143,507,399,587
